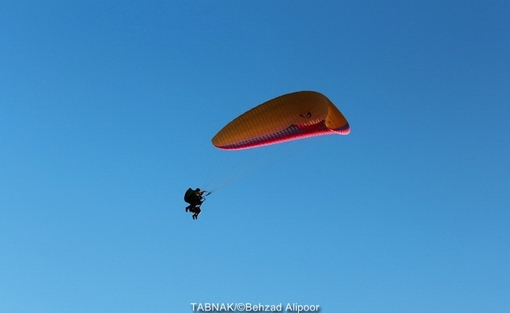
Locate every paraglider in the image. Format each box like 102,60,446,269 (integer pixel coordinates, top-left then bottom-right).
184,188,208,220
212,91,350,150
183,91,349,219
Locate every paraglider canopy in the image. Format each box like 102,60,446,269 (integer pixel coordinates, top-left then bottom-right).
212,91,350,150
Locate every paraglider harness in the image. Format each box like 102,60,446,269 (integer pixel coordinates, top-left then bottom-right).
184,188,210,219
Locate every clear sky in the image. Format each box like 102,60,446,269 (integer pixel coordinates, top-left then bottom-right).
1,1,509,312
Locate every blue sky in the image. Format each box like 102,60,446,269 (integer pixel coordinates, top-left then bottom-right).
1,1,509,312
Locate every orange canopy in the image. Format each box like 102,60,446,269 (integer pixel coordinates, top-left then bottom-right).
212,91,350,150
